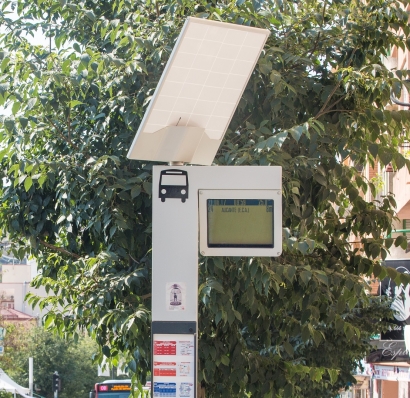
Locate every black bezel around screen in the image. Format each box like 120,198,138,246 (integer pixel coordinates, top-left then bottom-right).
207,199,275,248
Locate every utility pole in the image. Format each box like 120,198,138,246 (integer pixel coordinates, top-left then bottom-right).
29,358,33,396
52,371,60,398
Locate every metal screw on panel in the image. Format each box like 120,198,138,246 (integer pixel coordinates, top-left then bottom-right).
277,252,280,255
201,251,205,255
199,190,203,194
277,191,281,195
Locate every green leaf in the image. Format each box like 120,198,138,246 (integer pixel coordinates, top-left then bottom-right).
395,235,407,248
327,369,339,385
38,174,47,187
0,82,9,95
213,257,224,270
312,330,323,346
266,131,288,149
215,310,223,325
285,265,296,281
20,117,28,128
300,270,312,285
24,176,32,191
143,181,152,196
372,262,382,277
80,54,91,66
69,100,84,107
378,147,393,166
368,143,378,158
12,101,20,115
26,98,37,110
310,367,324,382
373,109,384,121
297,241,310,254
207,279,224,293
4,117,15,132
102,345,111,358
220,355,229,365
131,186,141,198
85,10,96,21
315,271,328,286
313,173,327,186
289,126,304,142
283,341,294,356
394,152,406,170
386,267,398,281
44,314,55,329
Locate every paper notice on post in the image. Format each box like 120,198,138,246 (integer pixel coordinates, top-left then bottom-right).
167,282,186,311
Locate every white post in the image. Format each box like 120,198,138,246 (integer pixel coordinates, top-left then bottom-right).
151,166,281,398
29,357,33,396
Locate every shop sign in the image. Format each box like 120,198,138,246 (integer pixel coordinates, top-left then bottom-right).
368,340,410,362
380,260,410,340
373,365,410,381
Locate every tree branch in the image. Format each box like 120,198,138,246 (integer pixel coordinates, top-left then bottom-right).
39,239,82,259
314,92,350,119
315,109,353,118
316,83,342,117
67,85,72,142
315,47,357,119
308,1,327,57
45,116,80,151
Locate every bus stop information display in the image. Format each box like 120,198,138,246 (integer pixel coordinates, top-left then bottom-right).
98,384,130,392
207,199,274,247
153,334,195,398
199,188,282,257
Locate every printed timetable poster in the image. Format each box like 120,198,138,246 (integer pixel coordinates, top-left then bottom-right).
153,334,195,398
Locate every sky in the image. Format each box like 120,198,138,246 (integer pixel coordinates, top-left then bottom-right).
0,3,49,116
1,2,49,45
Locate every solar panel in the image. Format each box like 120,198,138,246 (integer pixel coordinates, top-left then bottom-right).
127,17,269,165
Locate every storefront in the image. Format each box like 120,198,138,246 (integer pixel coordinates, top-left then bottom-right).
371,364,410,398
366,260,410,398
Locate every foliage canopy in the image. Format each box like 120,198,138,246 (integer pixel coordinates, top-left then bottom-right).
1,0,410,396
0,324,102,398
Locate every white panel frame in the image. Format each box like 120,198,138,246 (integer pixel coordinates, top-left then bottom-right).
152,166,282,322
127,18,270,165
198,189,282,257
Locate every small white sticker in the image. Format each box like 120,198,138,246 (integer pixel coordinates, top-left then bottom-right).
167,282,186,311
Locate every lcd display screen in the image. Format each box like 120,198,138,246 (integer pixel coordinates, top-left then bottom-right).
207,199,274,248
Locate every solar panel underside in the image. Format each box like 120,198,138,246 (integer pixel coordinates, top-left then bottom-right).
128,17,269,164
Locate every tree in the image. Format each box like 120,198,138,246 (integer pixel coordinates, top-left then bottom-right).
0,325,103,398
0,0,410,396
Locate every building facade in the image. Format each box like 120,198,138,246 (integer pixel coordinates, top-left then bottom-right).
0,242,48,319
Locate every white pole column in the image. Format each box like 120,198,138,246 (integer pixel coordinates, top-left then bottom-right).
29,357,33,396
152,166,199,398
152,166,198,324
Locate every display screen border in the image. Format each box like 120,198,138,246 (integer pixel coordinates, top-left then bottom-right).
198,189,282,257
206,199,274,248
97,383,131,392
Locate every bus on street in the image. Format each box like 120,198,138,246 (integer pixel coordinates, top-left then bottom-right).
89,380,150,398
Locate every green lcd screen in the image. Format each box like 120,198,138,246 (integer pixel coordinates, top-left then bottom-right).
207,199,274,248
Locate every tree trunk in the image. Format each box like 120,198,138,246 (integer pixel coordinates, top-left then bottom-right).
197,385,205,398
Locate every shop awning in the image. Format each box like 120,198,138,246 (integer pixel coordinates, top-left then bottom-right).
0,368,30,396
